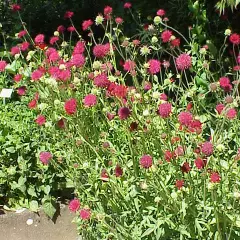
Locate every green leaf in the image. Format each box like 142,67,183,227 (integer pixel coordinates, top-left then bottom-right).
29,200,39,212
43,200,57,219
27,186,37,197
141,227,155,238
6,146,15,153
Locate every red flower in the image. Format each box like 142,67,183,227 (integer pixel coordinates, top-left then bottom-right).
148,59,161,74
161,30,172,43
73,41,85,55
34,34,45,44
64,11,74,19
175,179,184,190
57,25,66,33
158,102,172,118
176,53,192,70
216,103,225,114
178,111,193,126
17,86,26,96
115,17,123,24
57,118,66,129
129,121,138,131
104,6,112,16
171,38,180,47
83,94,97,107
11,46,20,56
79,208,91,220
93,44,110,58
219,77,232,92
28,99,37,109
115,164,123,177
94,73,110,88
18,30,27,38
64,98,77,115
35,115,46,126
14,74,22,82
39,151,52,165
164,150,173,162
11,4,21,12
0,61,7,72
124,2,132,9
101,169,109,181
69,199,80,212
157,9,165,16
123,60,136,72
82,19,93,31
194,157,206,169
107,112,115,121
20,42,30,51
229,33,240,45
139,155,153,169
201,141,213,156
118,107,131,120
49,36,59,45
226,108,237,119
210,172,221,183
32,69,44,81
181,162,191,173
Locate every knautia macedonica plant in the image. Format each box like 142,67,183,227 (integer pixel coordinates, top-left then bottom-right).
2,2,240,239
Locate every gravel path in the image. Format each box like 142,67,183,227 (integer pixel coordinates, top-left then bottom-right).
0,204,79,240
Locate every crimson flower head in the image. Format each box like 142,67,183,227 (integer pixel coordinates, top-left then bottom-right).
118,107,131,120
226,108,237,119
201,141,213,156
69,199,80,212
194,157,206,169
101,169,109,181
82,19,93,31
35,115,46,126
229,33,240,45
104,6,113,15
34,34,45,44
64,98,77,115
11,4,21,12
0,61,7,72
219,77,232,92
83,94,97,107
158,102,172,118
115,17,123,24
139,155,153,169
124,2,132,9
64,11,74,19
181,162,191,173
210,172,221,183
17,86,26,96
39,151,52,165
176,53,192,70
216,103,225,114
80,208,91,220
178,111,193,126
115,164,123,177
157,9,165,16
148,59,161,75
161,30,172,43
175,179,184,190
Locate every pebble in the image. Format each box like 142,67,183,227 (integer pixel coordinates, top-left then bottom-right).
26,218,33,225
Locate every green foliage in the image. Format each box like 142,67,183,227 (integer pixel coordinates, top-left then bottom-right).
0,101,66,210
216,0,240,13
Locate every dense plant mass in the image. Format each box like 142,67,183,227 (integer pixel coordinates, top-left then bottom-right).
1,1,240,239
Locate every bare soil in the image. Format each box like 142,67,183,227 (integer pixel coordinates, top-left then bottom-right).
0,204,79,240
